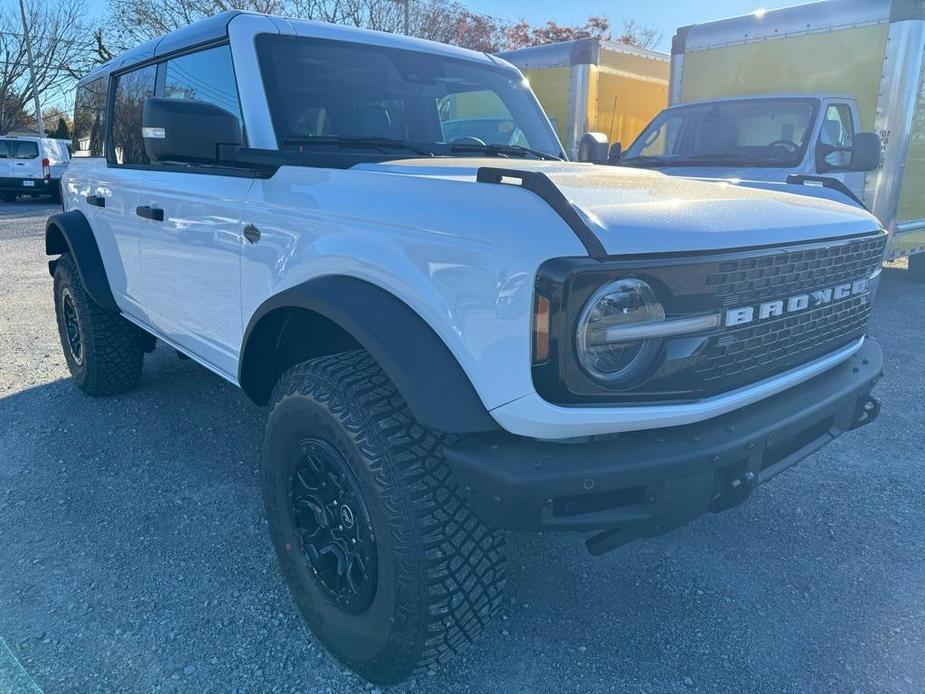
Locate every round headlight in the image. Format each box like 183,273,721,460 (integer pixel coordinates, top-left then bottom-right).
576,278,665,384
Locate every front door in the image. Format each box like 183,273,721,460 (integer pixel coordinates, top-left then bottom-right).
136,171,253,378
815,102,866,200
134,43,253,379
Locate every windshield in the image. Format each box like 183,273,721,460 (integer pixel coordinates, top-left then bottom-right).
255,34,562,159
621,98,819,168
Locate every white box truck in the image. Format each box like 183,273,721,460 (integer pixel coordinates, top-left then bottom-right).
613,0,925,279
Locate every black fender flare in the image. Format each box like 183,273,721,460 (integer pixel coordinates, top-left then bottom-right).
239,276,499,434
45,210,119,312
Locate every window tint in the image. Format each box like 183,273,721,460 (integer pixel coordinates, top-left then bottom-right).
256,35,561,157
111,64,157,166
72,77,107,157
12,141,39,159
164,45,242,128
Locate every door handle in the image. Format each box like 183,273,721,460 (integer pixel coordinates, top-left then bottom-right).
86,194,105,208
136,205,164,222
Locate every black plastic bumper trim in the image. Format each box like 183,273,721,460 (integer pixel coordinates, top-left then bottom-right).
445,338,883,552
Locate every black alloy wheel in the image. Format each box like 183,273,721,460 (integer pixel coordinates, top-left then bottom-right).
290,438,378,614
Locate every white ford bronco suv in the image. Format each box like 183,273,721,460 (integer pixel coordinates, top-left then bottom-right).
48,11,886,684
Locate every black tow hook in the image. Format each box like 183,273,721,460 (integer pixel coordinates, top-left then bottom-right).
850,394,881,430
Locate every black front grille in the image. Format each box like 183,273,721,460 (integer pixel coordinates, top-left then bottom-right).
705,235,886,307
695,294,871,388
533,231,886,405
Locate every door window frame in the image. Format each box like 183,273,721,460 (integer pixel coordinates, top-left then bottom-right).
105,40,250,176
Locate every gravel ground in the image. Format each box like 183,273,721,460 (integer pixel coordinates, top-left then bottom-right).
1,199,924,694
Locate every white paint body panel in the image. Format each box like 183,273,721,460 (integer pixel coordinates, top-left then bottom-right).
63,16,884,440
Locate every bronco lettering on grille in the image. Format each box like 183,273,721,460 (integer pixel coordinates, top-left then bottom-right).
724,277,870,327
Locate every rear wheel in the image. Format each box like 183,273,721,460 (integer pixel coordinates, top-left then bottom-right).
262,351,506,684
909,253,925,283
0,192,16,202
53,254,145,395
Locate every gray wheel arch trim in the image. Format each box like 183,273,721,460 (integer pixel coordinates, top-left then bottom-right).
45,210,119,313
239,276,500,434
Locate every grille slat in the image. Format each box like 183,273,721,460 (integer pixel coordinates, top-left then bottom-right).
706,236,886,307
695,294,871,388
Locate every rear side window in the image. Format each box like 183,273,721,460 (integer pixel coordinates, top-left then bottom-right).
0,140,38,159
14,141,38,159
164,45,242,131
72,77,107,157
111,64,157,166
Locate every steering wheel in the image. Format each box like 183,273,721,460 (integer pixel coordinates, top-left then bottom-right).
768,139,799,153
450,136,487,146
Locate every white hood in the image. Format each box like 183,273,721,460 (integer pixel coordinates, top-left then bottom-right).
355,159,881,255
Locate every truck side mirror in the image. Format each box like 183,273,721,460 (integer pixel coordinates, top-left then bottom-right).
608,142,622,164
142,97,241,164
848,132,881,172
577,132,609,164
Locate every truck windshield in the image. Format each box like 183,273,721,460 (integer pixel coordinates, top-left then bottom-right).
621,98,819,168
255,34,562,160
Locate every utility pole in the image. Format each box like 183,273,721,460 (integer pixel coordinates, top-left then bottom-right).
18,0,45,137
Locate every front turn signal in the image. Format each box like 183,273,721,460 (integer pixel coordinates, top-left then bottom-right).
533,294,550,364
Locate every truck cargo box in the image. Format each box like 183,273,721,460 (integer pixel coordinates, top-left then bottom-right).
498,38,669,159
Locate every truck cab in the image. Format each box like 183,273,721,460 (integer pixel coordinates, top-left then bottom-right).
616,93,876,204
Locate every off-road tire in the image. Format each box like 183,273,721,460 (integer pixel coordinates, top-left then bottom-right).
909,253,925,283
262,351,506,685
53,254,144,395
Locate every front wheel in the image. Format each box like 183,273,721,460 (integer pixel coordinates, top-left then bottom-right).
262,351,506,684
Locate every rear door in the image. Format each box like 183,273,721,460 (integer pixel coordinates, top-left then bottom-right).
8,139,42,188
135,44,252,378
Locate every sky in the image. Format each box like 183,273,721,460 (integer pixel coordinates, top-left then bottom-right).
81,0,815,52
465,0,813,51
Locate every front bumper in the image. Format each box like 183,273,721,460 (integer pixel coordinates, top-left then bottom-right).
445,337,883,555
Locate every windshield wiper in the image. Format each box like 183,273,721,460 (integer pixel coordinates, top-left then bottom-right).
666,153,789,167
448,142,562,161
282,135,433,156
614,155,671,168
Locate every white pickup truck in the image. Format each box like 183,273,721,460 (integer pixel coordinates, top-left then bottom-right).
47,11,885,684
609,0,925,279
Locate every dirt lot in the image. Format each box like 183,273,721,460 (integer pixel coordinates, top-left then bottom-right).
2,199,924,693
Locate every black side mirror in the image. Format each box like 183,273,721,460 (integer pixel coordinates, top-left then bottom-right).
143,97,241,164
817,131,881,173
848,131,881,172
577,132,609,164
608,142,622,164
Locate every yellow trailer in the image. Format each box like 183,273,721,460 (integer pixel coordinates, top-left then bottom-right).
497,38,669,159
668,0,925,271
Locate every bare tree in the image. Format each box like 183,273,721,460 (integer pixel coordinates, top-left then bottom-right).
0,0,94,133
106,0,289,51
505,15,660,50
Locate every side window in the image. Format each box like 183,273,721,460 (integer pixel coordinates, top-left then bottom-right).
164,45,242,132
820,104,854,168
111,64,157,166
12,141,39,159
72,77,107,157
0,140,9,159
